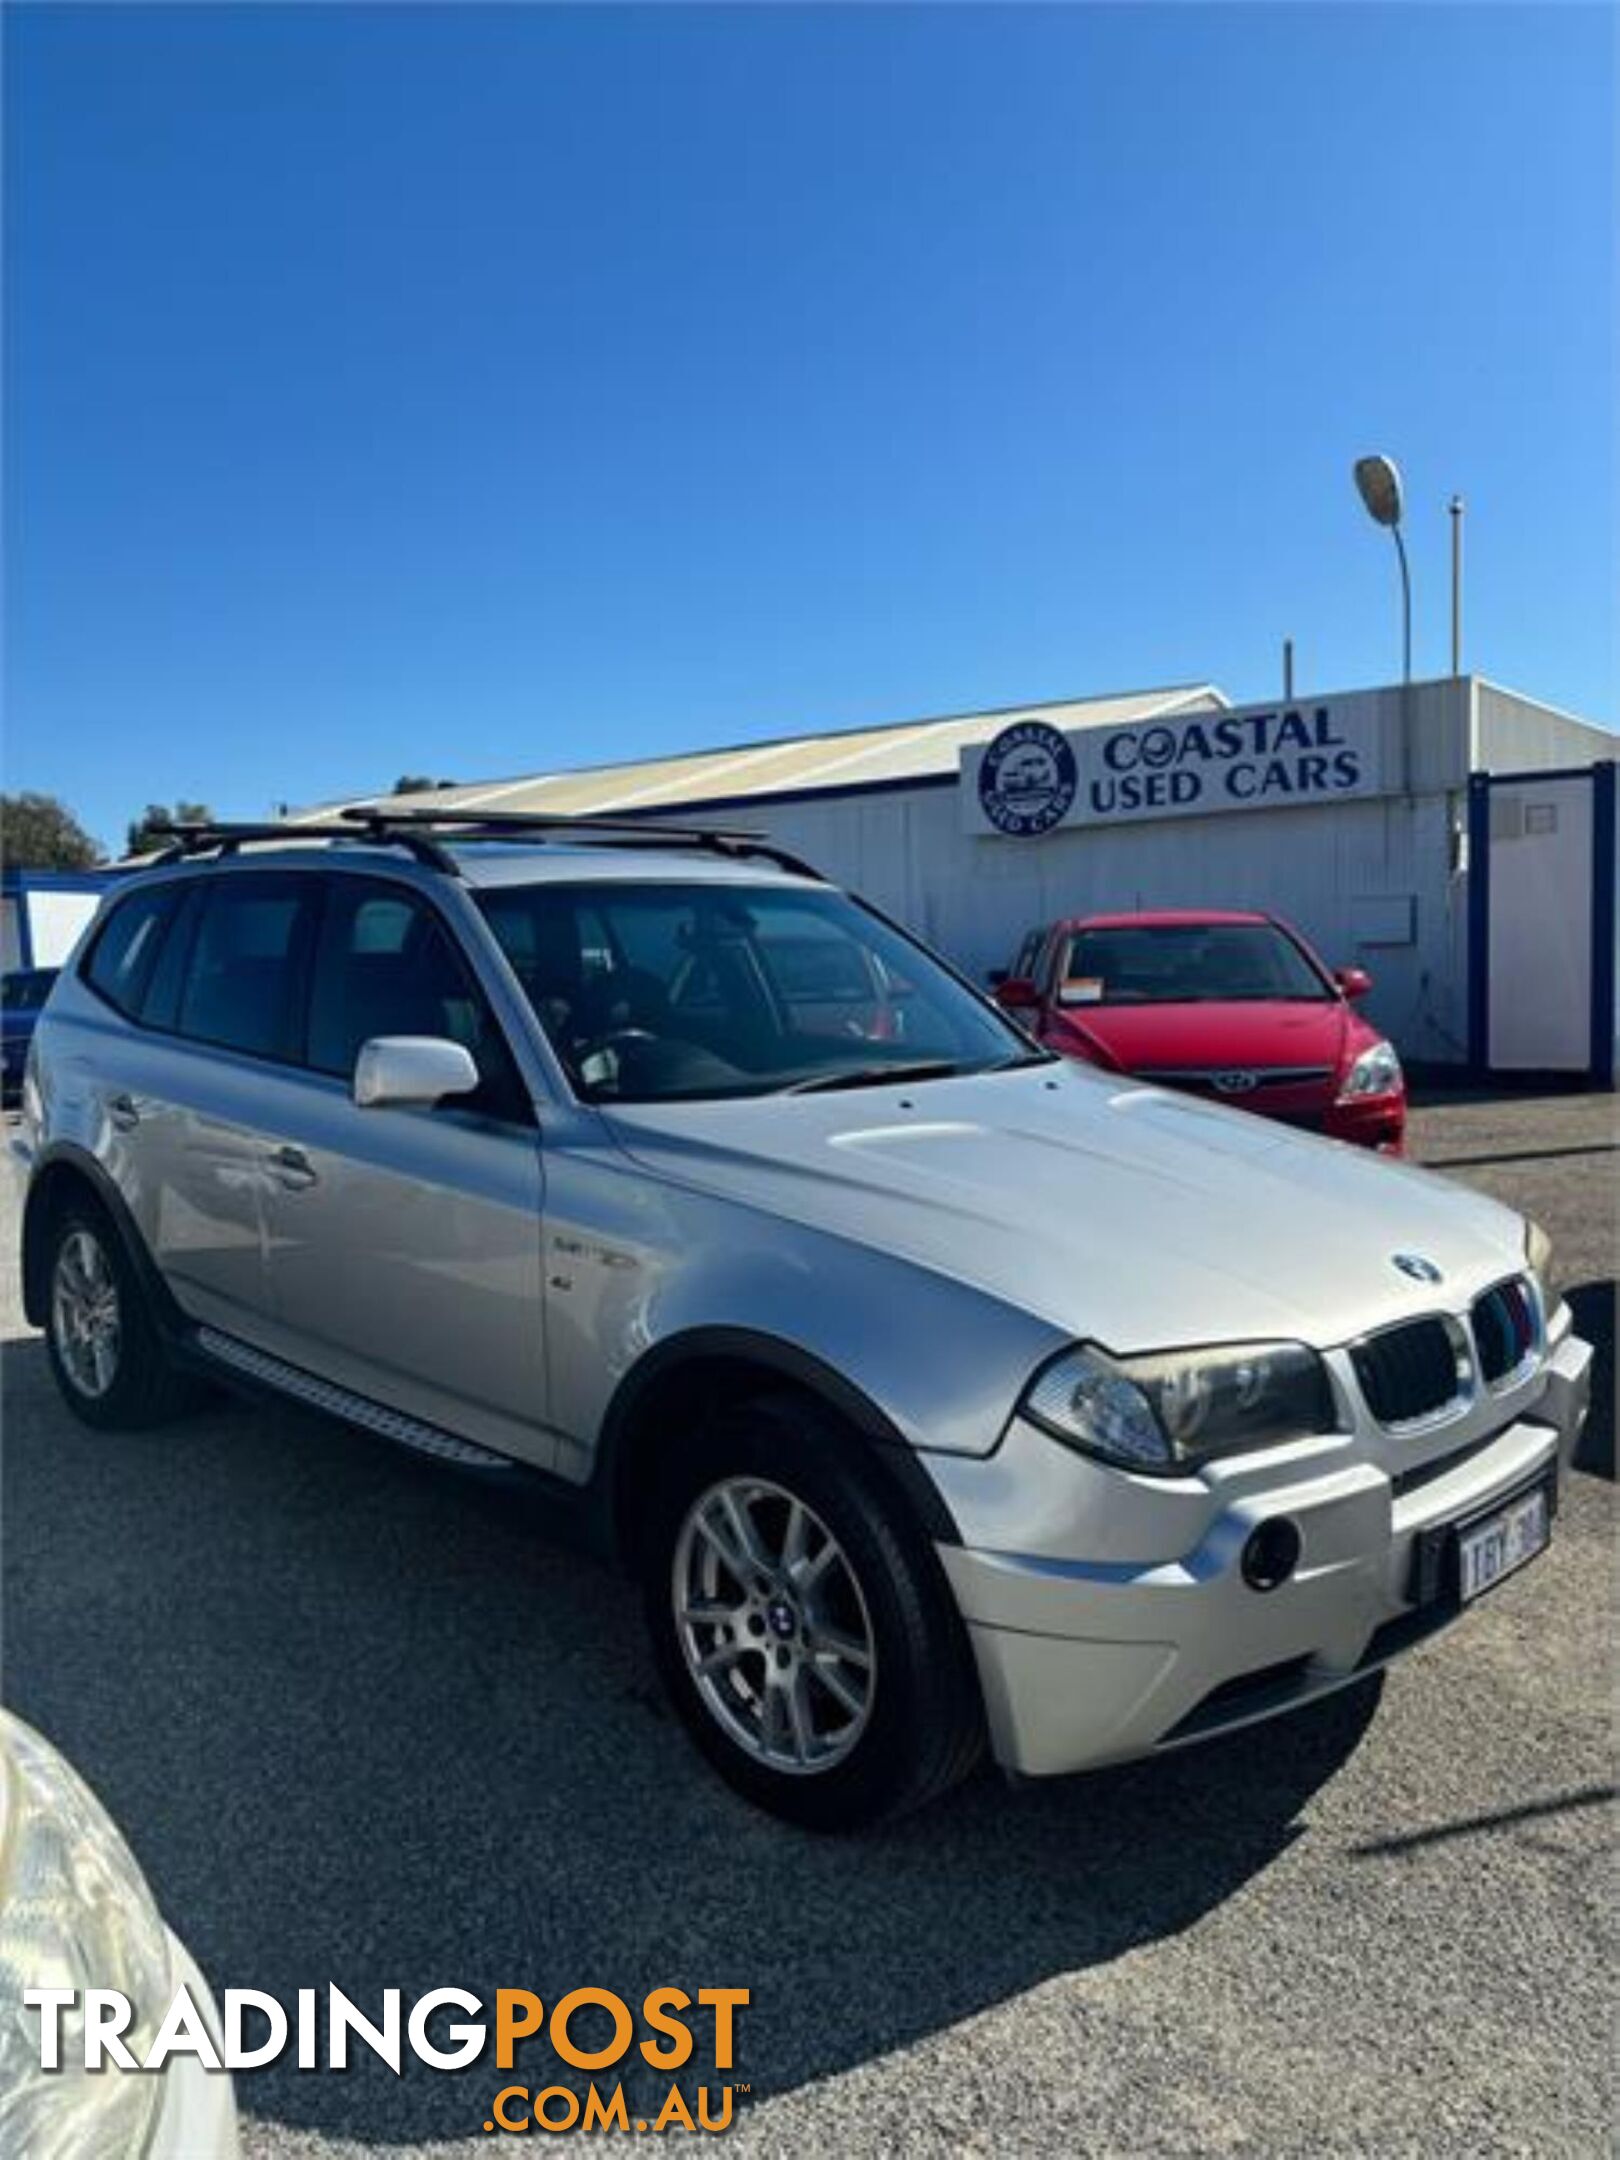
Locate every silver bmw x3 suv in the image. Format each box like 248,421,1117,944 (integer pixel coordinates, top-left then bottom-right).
15,810,1592,1828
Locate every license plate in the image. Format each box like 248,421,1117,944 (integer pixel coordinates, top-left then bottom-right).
1457,1487,1550,1602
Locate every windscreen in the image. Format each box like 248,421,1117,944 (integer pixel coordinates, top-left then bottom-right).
1059,923,1333,1006
478,881,1038,1101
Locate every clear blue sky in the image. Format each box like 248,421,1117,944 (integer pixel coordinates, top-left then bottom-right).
5,3,1614,854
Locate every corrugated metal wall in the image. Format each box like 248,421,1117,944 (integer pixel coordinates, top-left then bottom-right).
614,677,1614,1069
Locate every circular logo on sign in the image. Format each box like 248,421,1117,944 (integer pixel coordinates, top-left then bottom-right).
978,721,1078,837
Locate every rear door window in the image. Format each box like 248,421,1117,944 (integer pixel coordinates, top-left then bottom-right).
140,885,205,1033
82,887,182,1019
176,875,321,1062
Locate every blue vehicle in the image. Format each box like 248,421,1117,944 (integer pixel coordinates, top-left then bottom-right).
2,967,58,1101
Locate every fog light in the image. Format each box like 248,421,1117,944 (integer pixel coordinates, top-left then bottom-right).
1241,1518,1301,1592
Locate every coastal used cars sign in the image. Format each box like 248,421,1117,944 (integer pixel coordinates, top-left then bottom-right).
963,699,1387,836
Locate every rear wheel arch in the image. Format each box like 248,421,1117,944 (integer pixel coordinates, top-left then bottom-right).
23,1156,99,1325
28,1149,200,1429
600,1329,961,1573
23,1148,179,1337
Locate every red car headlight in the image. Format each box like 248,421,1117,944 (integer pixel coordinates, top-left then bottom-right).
1338,1038,1403,1100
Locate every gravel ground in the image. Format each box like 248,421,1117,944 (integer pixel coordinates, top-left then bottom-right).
2,1092,1613,2157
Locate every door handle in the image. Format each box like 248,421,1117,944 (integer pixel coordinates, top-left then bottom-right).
268,1143,318,1189
107,1092,140,1131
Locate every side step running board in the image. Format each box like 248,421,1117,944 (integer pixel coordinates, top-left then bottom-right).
194,1326,512,1468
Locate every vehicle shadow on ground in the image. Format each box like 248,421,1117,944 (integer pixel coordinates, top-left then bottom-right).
1563,1270,1615,1477
1565,1280,1614,1478
1,1335,1381,2144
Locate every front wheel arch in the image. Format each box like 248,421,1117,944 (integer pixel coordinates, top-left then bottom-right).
639,1385,985,1826
600,1329,962,1574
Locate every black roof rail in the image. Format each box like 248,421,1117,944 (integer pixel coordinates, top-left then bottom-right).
336,804,825,881
143,820,460,872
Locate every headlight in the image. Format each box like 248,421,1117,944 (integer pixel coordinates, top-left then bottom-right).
0,1713,172,2159
1524,1218,1554,1291
1338,1038,1403,1100
1022,1340,1337,1472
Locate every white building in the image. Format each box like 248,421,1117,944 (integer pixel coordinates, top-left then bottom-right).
329,674,1617,1083
1,870,115,974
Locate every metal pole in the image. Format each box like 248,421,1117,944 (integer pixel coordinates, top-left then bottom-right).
1449,494,1464,675
1283,638,1295,700
1392,524,1412,685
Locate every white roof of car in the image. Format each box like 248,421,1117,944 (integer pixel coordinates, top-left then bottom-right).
449,843,814,890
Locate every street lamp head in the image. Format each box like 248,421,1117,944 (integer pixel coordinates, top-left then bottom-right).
1354,454,1404,528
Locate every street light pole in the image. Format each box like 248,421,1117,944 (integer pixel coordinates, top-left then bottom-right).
1392,519,1412,685
1449,494,1464,676
1353,454,1411,686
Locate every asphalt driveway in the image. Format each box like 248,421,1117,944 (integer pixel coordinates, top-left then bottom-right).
2,1091,1613,2156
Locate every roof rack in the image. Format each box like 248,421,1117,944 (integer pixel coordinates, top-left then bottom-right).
139,809,824,883
144,819,462,872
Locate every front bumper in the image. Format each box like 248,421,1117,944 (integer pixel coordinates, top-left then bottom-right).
931,1326,1591,1779
1319,1087,1407,1153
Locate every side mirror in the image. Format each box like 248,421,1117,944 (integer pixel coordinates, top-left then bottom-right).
993,976,1042,1013
1334,967,1373,1002
353,1035,480,1109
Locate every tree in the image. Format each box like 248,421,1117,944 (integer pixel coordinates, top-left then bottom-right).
126,801,211,856
1,792,103,869
392,774,453,795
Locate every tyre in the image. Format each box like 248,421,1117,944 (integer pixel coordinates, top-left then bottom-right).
43,1201,198,1431
643,1389,983,1830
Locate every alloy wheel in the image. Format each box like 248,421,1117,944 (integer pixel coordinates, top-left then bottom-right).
51,1228,122,1400
672,1475,877,1776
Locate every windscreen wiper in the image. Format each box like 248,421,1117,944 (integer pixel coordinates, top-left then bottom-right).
782,1059,969,1095
979,1049,1057,1072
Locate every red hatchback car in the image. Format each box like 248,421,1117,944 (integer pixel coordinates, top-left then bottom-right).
992,909,1406,1152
